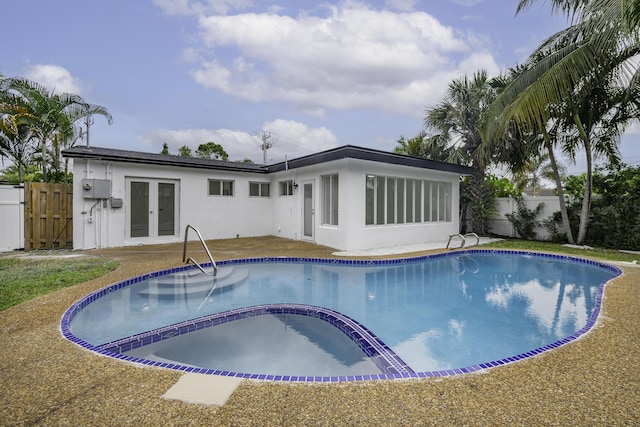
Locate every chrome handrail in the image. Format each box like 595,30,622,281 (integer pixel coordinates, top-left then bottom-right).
446,232,480,250
183,224,217,276
463,232,479,248
446,233,465,250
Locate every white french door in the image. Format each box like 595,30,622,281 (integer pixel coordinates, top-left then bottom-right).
127,178,179,240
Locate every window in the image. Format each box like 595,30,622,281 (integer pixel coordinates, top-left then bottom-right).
322,174,339,225
279,180,294,196
396,178,405,224
386,177,395,224
365,175,375,225
208,179,234,196
406,179,414,223
365,174,452,225
376,176,385,225
249,182,270,197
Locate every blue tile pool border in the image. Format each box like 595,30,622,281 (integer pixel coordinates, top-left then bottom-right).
60,249,623,383
97,304,415,378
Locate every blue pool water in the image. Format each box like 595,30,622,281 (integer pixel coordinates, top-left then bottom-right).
62,250,621,381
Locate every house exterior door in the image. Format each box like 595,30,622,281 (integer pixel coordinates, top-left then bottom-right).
302,180,314,241
128,178,178,240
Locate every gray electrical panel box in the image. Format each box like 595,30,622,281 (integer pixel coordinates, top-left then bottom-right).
82,179,111,199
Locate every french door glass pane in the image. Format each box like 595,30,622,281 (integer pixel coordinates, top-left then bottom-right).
158,183,175,236
131,181,149,237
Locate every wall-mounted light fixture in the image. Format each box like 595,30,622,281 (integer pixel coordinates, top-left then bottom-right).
292,181,299,191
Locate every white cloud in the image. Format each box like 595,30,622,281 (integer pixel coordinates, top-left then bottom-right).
261,119,338,160
139,119,338,163
185,2,499,117
623,119,640,135
140,127,257,161
24,64,83,95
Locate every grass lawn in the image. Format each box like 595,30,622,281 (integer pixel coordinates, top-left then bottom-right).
0,255,118,311
486,238,640,263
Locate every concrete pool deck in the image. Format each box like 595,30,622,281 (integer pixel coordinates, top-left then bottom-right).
1,236,639,425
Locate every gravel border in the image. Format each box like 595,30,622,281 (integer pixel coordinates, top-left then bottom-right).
1,236,639,426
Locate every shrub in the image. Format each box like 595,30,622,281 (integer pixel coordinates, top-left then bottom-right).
505,198,545,240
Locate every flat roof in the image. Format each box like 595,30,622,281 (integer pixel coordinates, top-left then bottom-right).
62,145,473,176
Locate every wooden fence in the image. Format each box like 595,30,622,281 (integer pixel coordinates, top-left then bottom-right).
24,182,73,250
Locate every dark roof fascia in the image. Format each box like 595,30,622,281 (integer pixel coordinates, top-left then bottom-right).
62,146,268,174
267,145,473,175
62,144,473,176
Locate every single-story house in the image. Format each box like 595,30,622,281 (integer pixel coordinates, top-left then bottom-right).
62,145,472,252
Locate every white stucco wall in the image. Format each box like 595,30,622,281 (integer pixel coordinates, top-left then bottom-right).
270,158,462,252
72,159,273,249
72,156,464,252
333,159,461,251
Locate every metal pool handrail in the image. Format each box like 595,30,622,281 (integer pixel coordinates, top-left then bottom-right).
446,232,480,250
183,224,217,276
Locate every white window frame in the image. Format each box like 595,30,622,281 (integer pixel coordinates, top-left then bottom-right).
208,179,234,196
321,174,339,226
249,181,270,197
365,174,452,225
279,180,294,196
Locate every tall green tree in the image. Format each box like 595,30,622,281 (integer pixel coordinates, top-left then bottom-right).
513,152,565,196
487,0,639,136
2,77,112,182
196,141,228,161
486,1,640,244
394,131,453,162
1,77,37,182
552,74,639,243
424,70,497,234
178,145,192,157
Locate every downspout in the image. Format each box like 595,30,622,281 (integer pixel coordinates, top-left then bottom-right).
83,158,91,249
104,162,113,248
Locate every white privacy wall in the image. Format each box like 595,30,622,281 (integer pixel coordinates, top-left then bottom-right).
487,196,561,240
0,184,24,252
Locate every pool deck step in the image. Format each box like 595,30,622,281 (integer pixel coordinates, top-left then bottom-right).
139,268,249,297
162,373,243,407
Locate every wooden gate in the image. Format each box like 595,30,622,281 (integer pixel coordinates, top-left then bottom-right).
24,182,73,250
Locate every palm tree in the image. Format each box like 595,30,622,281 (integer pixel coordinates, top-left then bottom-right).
513,152,565,196
0,76,38,182
485,0,640,244
424,70,497,234
394,131,453,162
4,77,112,182
552,75,639,243
488,0,640,135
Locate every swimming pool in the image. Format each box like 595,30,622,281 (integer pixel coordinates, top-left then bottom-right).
61,250,621,382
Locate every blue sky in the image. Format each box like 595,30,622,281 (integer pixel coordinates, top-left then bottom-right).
2,0,638,173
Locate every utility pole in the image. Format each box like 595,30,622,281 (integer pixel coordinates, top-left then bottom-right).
255,131,276,164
